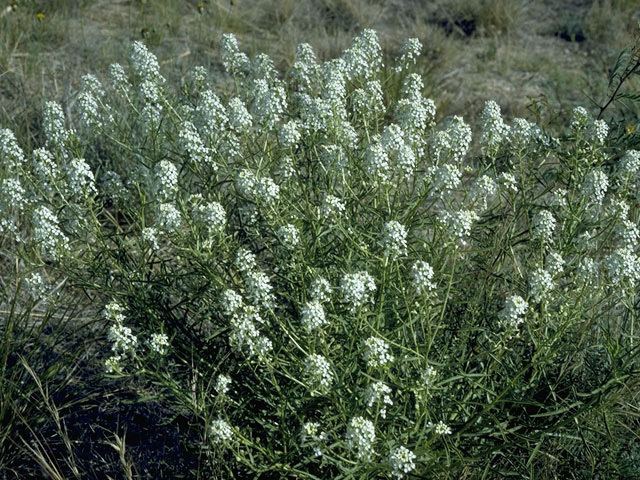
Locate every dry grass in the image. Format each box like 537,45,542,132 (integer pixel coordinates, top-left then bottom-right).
0,0,639,143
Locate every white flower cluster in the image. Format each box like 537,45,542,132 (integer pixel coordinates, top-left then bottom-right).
342,29,383,80
301,421,327,458
220,33,250,76
304,354,334,394
178,121,213,167
430,116,472,164
389,445,417,478
352,80,385,117
509,117,542,149
346,416,376,461
582,169,609,205
381,220,408,259
210,418,234,444
411,260,436,294
0,128,25,170
104,301,138,373
439,209,479,244
480,100,510,157
310,277,332,304
195,90,228,137
429,420,452,435
432,163,462,193
532,210,556,243
229,307,273,358
215,374,232,396
365,381,393,418
142,227,160,250
500,295,528,329
291,43,319,93
66,158,97,198
228,97,252,133
153,160,178,200
301,300,327,332
604,247,640,284
157,203,182,232
192,200,226,237
236,169,280,205
472,174,497,210
498,172,518,193
130,40,163,82
24,272,49,301
32,206,69,260
364,336,394,368
148,333,169,355
320,194,346,220
394,37,422,72
220,289,244,317
42,101,71,147
109,63,129,92
341,271,376,312
529,268,554,303
277,223,300,249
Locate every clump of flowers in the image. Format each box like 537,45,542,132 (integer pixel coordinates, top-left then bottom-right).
389,446,417,478
500,295,528,329
381,220,408,259
364,336,394,368
346,416,376,461
341,271,376,312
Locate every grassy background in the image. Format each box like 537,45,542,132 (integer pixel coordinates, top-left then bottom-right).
1,0,639,147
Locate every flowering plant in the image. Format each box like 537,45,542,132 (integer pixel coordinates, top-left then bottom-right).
2,30,638,478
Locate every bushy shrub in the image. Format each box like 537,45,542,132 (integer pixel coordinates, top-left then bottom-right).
1,30,639,478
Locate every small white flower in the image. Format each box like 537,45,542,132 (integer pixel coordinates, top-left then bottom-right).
529,268,554,303
310,277,332,304
157,203,182,232
341,271,376,312
149,333,169,355
278,120,301,149
301,421,327,457
210,418,234,444
320,195,346,220
480,100,510,157
221,289,244,316
430,420,452,435
582,170,608,205
498,172,518,193
532,210,556,243
500,295,528,328
154,160,178,200
364,336,394,368
277,223,300,249
394,37,422,72
346,416,376,461
32,206,69,260
245,270,274,309
389,445,417,478
411,261,435,293
142,227,160,250
215,374,232,396
604,247,640,284
108,323,138,354
365,381,393,418
235,248,257,273
301,300,327,332
381,220,408,259
304,354,334,393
